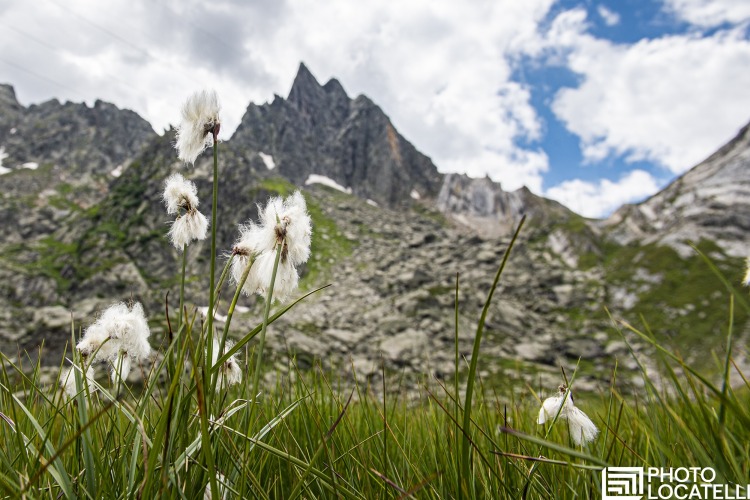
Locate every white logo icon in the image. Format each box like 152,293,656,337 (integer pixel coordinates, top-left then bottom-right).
602,467,644,500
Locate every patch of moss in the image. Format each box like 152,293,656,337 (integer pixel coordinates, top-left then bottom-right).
602,239,746,360
411,202,448,226
258,177,294,197
303,194,353,286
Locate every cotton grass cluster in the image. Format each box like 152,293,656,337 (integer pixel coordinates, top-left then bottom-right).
231,190,312,303
76,302,152,383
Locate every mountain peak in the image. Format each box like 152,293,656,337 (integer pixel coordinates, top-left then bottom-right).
288,62,324,106
0,84,21,111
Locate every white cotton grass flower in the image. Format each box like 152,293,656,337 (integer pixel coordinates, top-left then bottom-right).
210,338,242,391
76,302,152,383
229,190,312,302
163,173,209,250
248,251,300,303
163,173,200,215
110,353,132,384
60,365,96,399
743,257,750,286
257,190,312,266
566,406,599,446
175,89,220,165
537,385,599,446
167,209,208,249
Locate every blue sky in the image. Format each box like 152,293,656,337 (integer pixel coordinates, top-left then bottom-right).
1,0,749,218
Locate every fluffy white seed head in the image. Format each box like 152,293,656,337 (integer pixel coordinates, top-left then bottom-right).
76,302,152,366
537,393,571,424
230,251,252,292
60,365,96,398
110,353,132,384
255,191,312,266
280,191,312,266
163,173,200,215
76,322,114,360
229,190,311,302
567,407,599,446
175,89,220,165
537,385,598,446
248,251,299,303
168,210,209,249
211,338,242,391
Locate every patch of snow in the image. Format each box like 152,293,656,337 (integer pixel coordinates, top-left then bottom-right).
199,307,228,323
0,147,9,175
366,199,378,207
258,152,276,170
234,306,251,314
305,174,352,194
111,164,123,177
410,189,421,200
22,162,38,170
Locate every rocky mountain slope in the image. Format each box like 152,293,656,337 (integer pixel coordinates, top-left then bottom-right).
0,64,748,393
605,122,750,258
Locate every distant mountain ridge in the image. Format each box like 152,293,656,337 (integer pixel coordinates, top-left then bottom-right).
0,84,154,175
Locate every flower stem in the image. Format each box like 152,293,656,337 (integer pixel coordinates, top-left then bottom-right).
245,243,282,450
205,137,219,388
178,243,187,333
211,255,254,395
203,134,220,500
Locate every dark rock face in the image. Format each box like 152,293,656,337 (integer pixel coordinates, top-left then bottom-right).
231,63,443,207
605,123,750,257
0,94,154,175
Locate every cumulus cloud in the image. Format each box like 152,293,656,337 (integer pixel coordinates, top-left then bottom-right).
663,0,750,27
545,169,661,218
597,6,621,26
538,8,750,174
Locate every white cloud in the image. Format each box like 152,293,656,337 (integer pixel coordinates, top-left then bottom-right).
545,170,660,218
663,0,750,27
597,5,621,26
0,0,555,192
539,9,750,174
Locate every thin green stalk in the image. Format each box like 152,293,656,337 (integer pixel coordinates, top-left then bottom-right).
241,242,282,494
205,135,220,382
454,272,461,492
460,215,525,497
211,254,254,395
204,134,220,500
178,243,187,335
719,294,734,426
250,242,282,410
